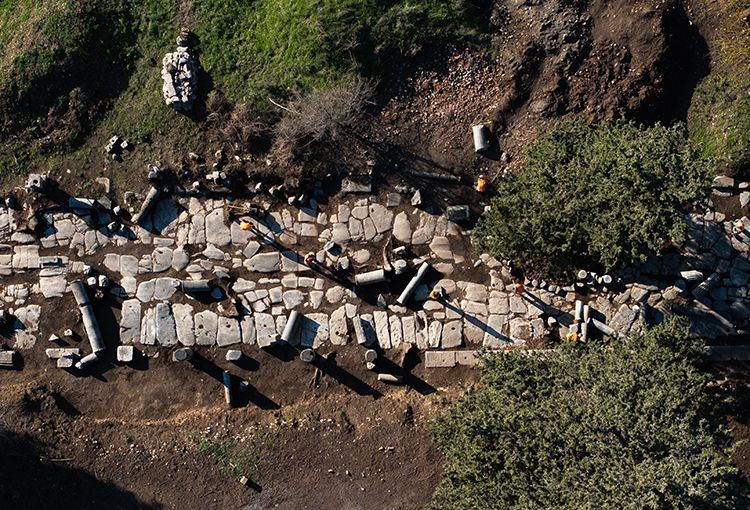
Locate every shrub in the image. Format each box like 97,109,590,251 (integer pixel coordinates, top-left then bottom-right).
472,118,709,279
274,76,375,160
688,75,750,178
431,321,749,510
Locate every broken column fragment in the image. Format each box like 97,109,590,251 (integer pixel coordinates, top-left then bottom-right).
70,280,106,354
281,310,301,344
132,186,161,226
397,262,430,305
354,269,387,286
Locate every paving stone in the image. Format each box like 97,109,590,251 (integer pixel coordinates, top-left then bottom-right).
362,218,377,241
39,275,66,298
309,290,324,309
352,249,371,264
428,321,442,348
609,304,638,334
172,303,195,346
171,248,190,271
233,278,257,293
509,317,531,344
280,251,304,272
483,315,509,348
299,313,329,348
243,240,261,258
332,223,351,244
368,204,393,233
464,283,488,302
330,306,349,345
120,255,139,276
393,212,412,243
230,221,254,245
388,315,403,348
140,307,156,345
241,314,256,345
120,299,141,344
488,295,510,314
194,310,219,345
348,218,363,241
255,313,278,347
298,206,317,222
154,278,180,301
136,280,155,302
455,351,478,366
429,236,452,260
425,351,456,368
117,345,135,363
217,317,242,346
400,315,417,344
441,320,462,348
283,290,305,309
463,315,486,344
386,193,401,207
509,295,527,314
104,253,121,272
205,209,231,246
325,286,345,304
203,244,225,260
353,314,377,346
155,303,178,346
152,247,173,272
373,311,391,349
244,252,280,272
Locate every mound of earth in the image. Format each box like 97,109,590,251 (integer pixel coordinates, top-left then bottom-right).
373,0,709,174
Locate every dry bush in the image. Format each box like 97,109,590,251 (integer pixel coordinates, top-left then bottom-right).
220,102,271,153
274,77,376,160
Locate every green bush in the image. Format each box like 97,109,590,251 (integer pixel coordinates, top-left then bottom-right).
473,119,709,279
431,321,749,510
688,75,750,178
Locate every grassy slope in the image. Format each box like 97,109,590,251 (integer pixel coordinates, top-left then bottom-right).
0,0,480,188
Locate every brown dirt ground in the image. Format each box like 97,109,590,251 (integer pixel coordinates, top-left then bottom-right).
2,1,749,508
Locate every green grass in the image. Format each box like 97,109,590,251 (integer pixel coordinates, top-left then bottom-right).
191,431,268,479
688,75,750,178
0,0,484,183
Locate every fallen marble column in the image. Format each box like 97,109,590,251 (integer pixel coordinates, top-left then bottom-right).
377,373,404,384
692,273,720,299
181,280,212,294
591,318,621,338
355,269,387,287
300,348,315,363
223,370,233,407
397,262,430,305
70,280,105,353
132,186,161,226
75,353,99,371
281,310,301,343
472,124,491,152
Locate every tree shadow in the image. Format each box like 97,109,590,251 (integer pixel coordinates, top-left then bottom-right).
312,352,382,399
0,429,161,510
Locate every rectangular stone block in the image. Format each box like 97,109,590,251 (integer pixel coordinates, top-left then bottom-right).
425,351,456,368
456,351,478,366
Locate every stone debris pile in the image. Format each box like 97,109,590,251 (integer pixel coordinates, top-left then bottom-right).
161,28,197,111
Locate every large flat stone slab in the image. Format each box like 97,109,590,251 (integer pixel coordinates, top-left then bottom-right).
241,314,256,345
217,317,241,346
373,311,391,349
255,313,278,347
120,299,141,344
155,303,178,346
441,320,462,349
329,306,348,345
299,313,329,348
244,252,280,273
173,303,195,346
194,310,219,346
205,209,231,246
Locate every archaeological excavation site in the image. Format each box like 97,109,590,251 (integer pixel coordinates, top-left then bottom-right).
1,1,750,509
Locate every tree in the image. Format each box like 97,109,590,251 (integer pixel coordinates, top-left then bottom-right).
431,321,749,509
472,119,709,279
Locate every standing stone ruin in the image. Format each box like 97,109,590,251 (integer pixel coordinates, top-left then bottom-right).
161,27,197,111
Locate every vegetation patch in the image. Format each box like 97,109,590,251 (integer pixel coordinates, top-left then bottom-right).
431,321,750,509
473,118,710,279
191,431,268,480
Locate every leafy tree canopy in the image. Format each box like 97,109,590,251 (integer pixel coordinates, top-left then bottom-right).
431,321,749,509
473,119,709,279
